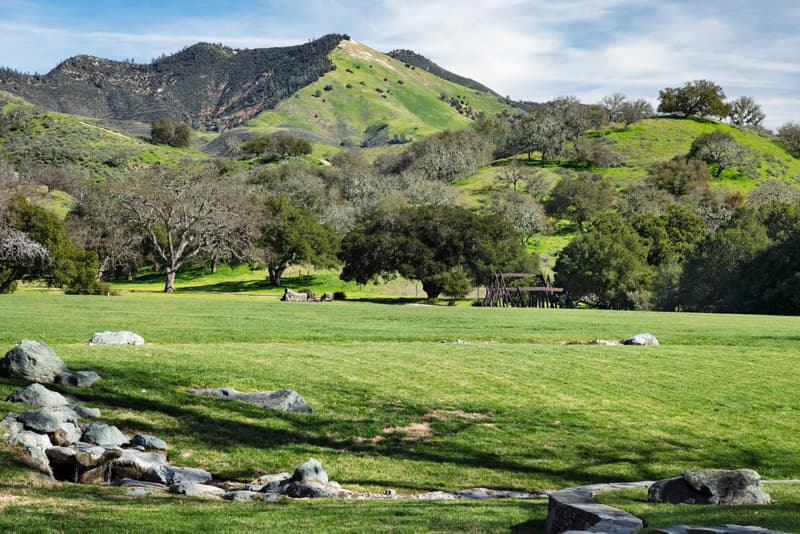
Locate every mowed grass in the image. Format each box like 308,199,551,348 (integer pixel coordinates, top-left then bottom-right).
1,293,800,532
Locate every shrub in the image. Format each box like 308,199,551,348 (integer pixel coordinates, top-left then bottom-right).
333,291,347,301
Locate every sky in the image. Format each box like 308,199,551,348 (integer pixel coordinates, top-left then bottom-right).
0,0,798,129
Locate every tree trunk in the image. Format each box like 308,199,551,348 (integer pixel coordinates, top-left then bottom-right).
268,263,287,286
421,279,442,299
0,270,20,294
210,256,218,274
164,268,177,293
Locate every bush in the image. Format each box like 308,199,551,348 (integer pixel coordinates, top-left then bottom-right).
333,291,347,301
150,116,191,147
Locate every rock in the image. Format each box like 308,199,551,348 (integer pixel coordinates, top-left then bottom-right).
55,370,102,388
80,465,109,484
115,478,168,490
187,387,313,413
545,486,644,534
321,292,333,302
291,458,328,485
9,430,53,452
126,487,156,497
89,331,144,346
52,422,83,446
250,472,291,492
164,466,213,485
223,490,260,502
131,434,167,450
651,526,792,534
83,423,130,447
6,383,70,407
70,405,101,418
0,340,69,383
170,482,226,498
623,333,659,346
74,444,123,467
111,449,169,484
0,413,24,438
648,469,772,505
19,407,64,433
281,288,308,302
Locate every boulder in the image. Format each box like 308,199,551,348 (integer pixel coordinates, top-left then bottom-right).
223,490,261,502
623,333,659,346
111,449,169,484
281,288,308,302
291,458,328,485
52,422,83,446
164,466,213,485
70,405,101,419
55,371,102,388
170,482,226,498
9,430,53,452
19,407,64,433
131,434,167,450
648,469,772,505
187,387,313,413
0,340,68,383
89,331,144,346
0,413,24,438
83,423,130,447
6,383,70,407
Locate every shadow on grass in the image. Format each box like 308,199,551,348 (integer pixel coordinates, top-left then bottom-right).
54,372,766,494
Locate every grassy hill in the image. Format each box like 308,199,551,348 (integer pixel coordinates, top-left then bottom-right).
240,39,511,147
0,92,208,179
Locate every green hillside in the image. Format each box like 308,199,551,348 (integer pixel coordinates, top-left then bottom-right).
242,39,511,147
602,118,800,186
0,92,208,178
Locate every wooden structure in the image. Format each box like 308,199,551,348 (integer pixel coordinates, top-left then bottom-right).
483,273,564,308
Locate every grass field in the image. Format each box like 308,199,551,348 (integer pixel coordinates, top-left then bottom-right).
1,292,800,532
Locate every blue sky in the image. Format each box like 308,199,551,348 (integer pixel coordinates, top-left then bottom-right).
1,0,798,128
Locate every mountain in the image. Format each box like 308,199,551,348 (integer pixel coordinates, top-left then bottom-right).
0,35,510,148
0,34,345,130
230,39,510,148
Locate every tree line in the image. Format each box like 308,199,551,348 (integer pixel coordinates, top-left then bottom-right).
2,78,800,313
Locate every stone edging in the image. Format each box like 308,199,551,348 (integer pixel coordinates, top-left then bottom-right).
544,481,651,534
544,480,798,534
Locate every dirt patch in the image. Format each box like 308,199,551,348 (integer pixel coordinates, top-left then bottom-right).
382,422,433,439
425,409,492,421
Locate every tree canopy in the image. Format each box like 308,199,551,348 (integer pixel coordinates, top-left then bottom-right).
340,205,535,299
657,80,730,118
257,195,339,286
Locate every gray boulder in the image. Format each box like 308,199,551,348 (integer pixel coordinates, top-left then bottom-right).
223,490,260,502
83,423,130,447
111,449,169,483
170,482,225,498
291,458,328,485
6,383,69,407
70,405,101,418
52,422,83,446
187,387,313,413
648,469,772,505
623,333,660,346
0,340,69,383
0,413,24,438
89,331,144,346
131,434,167,450
164,466,213,485
19,407,64,433
281,288,308,302
55,370,102,388
9,430,53,452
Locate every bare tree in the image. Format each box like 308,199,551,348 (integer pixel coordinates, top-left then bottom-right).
600,93,627,123
496,161,529,192
619,99,654,128
728,96,765,128
109,168,237,292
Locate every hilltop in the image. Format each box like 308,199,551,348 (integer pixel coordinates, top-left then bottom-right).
0,35,510,149
0,34,345,130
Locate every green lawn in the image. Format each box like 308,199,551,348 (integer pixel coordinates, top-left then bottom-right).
1,293,799,532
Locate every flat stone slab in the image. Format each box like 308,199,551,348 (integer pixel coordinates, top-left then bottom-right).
652,526,790,534
89,331,145,345
187,387,313,413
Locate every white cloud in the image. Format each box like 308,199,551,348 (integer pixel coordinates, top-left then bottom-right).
0,0,796,127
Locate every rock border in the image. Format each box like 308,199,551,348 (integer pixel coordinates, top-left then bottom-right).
545,482,650,534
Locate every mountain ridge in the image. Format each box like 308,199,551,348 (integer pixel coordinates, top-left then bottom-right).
0,34,346,130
